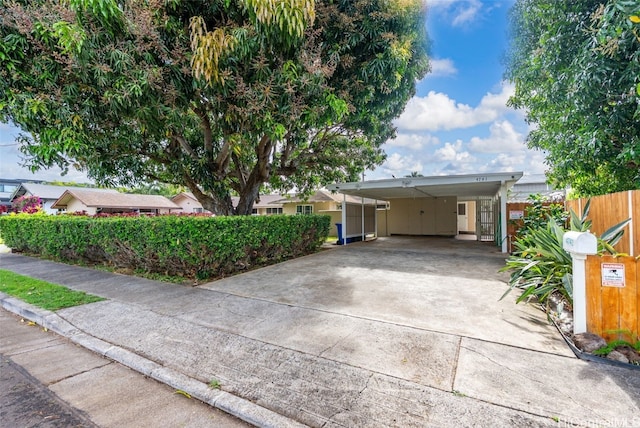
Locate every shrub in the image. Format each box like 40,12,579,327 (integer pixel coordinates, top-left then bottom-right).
0,214,330,280
501,199,630,306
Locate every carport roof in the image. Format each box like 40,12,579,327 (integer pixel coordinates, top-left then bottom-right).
327,172,523,200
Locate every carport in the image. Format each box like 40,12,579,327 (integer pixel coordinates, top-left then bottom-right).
327,172,523,253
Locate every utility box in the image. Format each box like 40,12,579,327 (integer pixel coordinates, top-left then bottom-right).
563,231,597,255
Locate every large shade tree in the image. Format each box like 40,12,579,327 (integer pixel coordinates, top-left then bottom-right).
506,0,640,196
0,0,429,214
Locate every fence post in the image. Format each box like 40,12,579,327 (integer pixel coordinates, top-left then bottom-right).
563,231,598,334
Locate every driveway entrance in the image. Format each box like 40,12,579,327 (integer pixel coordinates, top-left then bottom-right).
201,236,570,354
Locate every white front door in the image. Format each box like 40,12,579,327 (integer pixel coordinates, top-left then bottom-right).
457,202,468,232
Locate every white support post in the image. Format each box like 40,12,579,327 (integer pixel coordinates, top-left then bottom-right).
500,182,508,253
374,199,378,238
361,197,365,242
342,193,347,246
563,231,598,335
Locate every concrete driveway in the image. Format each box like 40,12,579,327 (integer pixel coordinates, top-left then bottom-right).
202,236,571,356
2,236,638,426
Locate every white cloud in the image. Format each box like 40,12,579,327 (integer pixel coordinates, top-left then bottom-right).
386,133,440,151
468,120,524,153
434,140,475,163
427,58,457,78
484,153,525,172
394,82,515,132
429,0,483,27
452,0,482,26
380,153,423,177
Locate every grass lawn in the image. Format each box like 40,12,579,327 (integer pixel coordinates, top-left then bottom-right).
0,269,105,311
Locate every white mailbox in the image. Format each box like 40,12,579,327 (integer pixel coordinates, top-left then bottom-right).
563,231,597,255
562,231,598,335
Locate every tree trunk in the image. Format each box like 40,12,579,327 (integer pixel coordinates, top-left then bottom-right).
235,181,261,215
201,193,234,216
234,135,273,215
185,181,234,216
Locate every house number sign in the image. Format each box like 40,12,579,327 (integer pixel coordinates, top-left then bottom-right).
601,263,625,287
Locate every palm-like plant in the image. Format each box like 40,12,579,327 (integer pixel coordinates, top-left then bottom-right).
501,199,630,305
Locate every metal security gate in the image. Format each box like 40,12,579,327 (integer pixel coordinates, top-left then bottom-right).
477,197,495,242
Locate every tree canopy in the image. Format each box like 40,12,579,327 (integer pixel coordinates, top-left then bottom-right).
0,0,429,214
505,0,640,196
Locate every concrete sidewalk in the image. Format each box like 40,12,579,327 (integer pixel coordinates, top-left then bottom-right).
0,309,249,427
1,238,639,427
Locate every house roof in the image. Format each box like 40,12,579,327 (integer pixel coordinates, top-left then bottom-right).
52,189,180,210
509,174,566,202
327,172,524,200
11,183,118,201
230,194,284,209
172,192,284,209
274,189,378,205
171,192,199,203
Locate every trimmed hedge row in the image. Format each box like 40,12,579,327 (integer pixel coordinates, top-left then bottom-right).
0,214,330,280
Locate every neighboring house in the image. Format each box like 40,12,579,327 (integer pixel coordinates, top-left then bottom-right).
171,192,210,214
172,192,284,215
0,178,34,210
10,183,119,214
231,194,285,215
276,189,383,237
509,174,566,202
52,189,180,215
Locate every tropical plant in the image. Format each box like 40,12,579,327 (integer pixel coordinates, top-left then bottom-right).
501,199,630,305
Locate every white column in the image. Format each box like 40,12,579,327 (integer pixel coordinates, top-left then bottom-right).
361,197,365,241
342,193,347,245
374,199,378,238
500,182,508,253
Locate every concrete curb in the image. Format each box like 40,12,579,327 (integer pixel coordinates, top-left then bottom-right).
0,292,306,428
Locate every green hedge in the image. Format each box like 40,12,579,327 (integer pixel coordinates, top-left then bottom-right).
0,214,330,280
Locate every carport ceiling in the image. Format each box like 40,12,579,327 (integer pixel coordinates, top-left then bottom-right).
327,172,524,200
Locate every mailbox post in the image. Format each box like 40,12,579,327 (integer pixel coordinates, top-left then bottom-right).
562,231,598,334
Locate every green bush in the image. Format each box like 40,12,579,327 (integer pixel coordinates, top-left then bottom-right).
0,214,330,280
501,199,630,306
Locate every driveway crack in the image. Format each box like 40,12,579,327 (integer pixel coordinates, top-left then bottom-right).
460,344,607,420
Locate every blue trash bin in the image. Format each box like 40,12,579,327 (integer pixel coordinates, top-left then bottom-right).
335,223,343,245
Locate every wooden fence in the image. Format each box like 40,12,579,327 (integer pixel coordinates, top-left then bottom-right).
566,190,640,256
586,255,639,342
506,202,556,253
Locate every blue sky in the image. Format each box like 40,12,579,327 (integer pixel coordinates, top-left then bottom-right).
0,0,545,184
371,0,545,180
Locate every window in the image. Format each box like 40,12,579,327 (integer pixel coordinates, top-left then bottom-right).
251,208,258,215
193,207,204,213
0,184,17,193
266,207,282,215
458,203,466,216
296,205,313,215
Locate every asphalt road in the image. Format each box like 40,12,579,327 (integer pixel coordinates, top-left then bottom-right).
0,354,96,427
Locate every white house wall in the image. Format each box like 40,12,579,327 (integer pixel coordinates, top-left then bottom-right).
67,199,96,215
